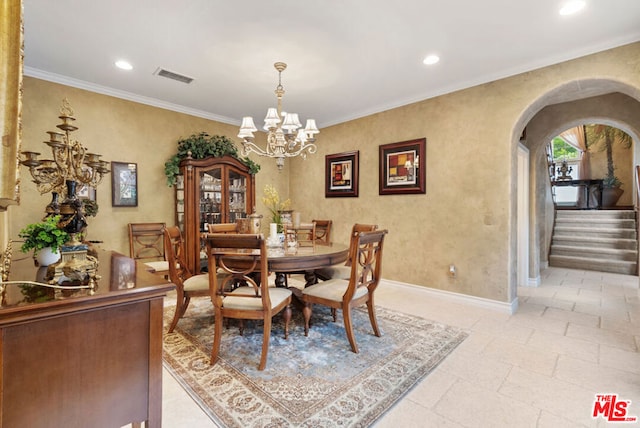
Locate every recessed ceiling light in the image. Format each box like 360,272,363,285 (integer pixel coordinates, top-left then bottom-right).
423,55,440,65
115,60,133,70
559,0,585,16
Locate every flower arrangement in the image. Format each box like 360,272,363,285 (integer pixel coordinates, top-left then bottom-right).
262,184,291,231
18,215,69,255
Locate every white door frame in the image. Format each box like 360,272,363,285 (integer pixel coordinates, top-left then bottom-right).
517,144,530,287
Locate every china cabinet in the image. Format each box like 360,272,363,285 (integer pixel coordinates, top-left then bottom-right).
176,155,255,273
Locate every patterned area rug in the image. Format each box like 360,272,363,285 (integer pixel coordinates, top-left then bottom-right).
162,285,467,427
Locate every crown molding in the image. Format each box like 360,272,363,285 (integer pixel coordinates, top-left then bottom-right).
24,66,239,126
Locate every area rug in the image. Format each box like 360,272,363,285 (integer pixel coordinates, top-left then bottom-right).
162,287,467,427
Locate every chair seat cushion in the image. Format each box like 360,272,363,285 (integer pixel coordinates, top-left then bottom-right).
222,286,292,310
316,264,351,280
301,278,368,302
183,274,210,292
144,260,169,273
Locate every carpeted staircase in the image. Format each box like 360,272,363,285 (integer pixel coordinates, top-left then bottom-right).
549,209,638,275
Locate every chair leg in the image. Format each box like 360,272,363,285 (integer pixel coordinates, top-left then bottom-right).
168,293,190,333
211,312,223,365
283,304,292,340
366,299,381,337
258,317,272,371
343,305,359,353
331,308,337,322
302,303,313,336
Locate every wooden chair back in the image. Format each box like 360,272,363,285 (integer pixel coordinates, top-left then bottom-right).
346,229,388,297
163,225,193,287
312,219,332,245
128,222,166,261
283,222,316,249
346,223,377,265
206,233,292,370
207,222,239,233
128,222,169,275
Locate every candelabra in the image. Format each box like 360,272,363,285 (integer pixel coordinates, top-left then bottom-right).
20,98,110,196
237,62,319,170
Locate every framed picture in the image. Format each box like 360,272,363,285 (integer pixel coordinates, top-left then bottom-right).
77,184,96,201
111,161,138,207
379,138,426,195
325,150,359,197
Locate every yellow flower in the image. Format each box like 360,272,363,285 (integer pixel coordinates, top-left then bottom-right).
262,184,291,225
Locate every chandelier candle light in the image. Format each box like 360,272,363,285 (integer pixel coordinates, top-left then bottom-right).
237,62,319,170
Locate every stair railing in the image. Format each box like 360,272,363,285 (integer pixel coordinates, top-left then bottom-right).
633,165,640,275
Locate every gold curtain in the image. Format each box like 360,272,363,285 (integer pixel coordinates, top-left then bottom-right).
0,0,23,210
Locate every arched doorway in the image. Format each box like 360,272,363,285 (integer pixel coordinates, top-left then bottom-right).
514,84,640,286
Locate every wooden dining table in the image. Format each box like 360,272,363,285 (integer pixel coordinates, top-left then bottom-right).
267,243,349,287
202,235,349,287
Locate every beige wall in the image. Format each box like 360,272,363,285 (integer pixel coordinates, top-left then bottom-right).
5,42,640,304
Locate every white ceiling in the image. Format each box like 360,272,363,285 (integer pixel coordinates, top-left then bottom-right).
23,0,640,129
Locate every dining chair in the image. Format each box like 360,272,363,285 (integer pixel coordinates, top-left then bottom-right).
206,233,292,371
164,225,211,333
128,222,169,276
312,220,332,245
283,222,316,249
315,223,378,281
300,229,388,353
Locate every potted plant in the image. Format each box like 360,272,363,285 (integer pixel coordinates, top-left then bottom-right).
18,215,69,266
586,125,632,207
164,132,260,186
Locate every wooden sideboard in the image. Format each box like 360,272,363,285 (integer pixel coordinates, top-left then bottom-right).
0,249,174,428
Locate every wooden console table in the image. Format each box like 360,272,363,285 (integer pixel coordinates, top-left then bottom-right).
0,249,174,428
552,179,603,209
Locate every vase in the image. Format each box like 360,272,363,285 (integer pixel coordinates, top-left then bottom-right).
602,187,624,208
44,192,60,217
59,180,87,243
36,246,61,267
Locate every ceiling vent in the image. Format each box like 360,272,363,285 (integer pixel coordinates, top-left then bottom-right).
154,67,194,84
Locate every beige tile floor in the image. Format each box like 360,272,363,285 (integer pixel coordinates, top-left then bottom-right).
158,267,640,427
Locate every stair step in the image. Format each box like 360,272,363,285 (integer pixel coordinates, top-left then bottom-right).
550,245,638,261
551,235,638,250
556,210,635,219
549,255,637,275
555,218,636,229
554,226,637,239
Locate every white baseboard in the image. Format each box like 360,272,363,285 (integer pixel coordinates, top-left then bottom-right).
381,279,518,315
527,276,541,287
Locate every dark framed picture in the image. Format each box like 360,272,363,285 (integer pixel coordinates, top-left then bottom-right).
111,161,138,207
325,150,359,197
379,138,426,195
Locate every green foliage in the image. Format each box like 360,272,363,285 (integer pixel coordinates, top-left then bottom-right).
18,215,69,255
552,137,579,160
603,174,622,188
82,199,99,217
585,124,632,188
164,132,261,186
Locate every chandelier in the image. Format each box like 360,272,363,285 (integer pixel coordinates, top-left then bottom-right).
237,62,319,170
20,99,110,196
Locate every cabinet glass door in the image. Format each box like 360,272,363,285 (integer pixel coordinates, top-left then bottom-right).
228,169,248,222
200,167,222,231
